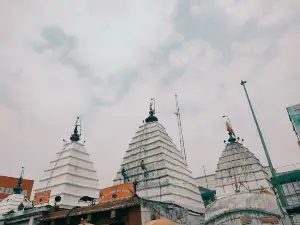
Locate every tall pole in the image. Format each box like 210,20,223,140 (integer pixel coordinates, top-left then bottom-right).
240,80,276,177
240,80,286,206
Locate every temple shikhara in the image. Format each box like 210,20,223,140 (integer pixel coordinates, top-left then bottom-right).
203,122,291,225
114,99,205,224
34,117,99,209
214,121,272,196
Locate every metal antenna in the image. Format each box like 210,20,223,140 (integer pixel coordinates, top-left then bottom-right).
174,94,187,160
79,117,82,136
203,165,208,189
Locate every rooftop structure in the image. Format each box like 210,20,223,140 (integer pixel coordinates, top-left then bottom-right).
113,99,205,216
34,118,99,209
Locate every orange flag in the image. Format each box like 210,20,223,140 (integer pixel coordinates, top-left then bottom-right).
226,121,234,133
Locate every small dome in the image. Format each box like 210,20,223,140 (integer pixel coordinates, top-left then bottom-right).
205,192,282,223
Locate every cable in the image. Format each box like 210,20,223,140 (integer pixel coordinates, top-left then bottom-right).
45,143,68,189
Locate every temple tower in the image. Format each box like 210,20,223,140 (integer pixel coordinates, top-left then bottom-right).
215,121,272,196
114,99,205,214
205,121,291,225
34,118,99,209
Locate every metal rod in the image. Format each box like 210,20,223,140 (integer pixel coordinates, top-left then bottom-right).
240,80,287,207
175,94,187,160
240,80,276,176
203,165,208,189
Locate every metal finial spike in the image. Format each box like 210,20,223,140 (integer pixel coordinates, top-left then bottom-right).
70,117,81,142
13,167,24,194
145,98,158,123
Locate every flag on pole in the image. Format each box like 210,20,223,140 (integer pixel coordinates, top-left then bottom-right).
226,121,234,134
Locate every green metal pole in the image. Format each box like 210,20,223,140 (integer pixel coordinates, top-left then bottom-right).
240,80,276,176
240,80,286,206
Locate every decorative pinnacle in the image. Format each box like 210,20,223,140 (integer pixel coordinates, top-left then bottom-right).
13,167,24,195
228,133,237,144
145,98,158,123
70,117,81,142
223,117,237,144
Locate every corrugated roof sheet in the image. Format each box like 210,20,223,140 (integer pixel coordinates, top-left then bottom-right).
39,197,139,221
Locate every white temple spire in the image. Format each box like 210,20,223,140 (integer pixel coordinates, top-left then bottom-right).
34,118,99,209
114,101,205,214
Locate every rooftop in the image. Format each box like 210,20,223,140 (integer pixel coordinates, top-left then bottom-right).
39,197,139,222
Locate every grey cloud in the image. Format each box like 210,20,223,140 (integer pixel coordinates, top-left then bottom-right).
1,0,300,185
246,44,278,79
160,67,185,86
91,70,138,107
151,42,182,67
34,26,93,79
34,26,139,108
175,1,232,59
180,104,205,117
37,26,76,50
0,69,23,111
235,20,291,42
173,0,299,66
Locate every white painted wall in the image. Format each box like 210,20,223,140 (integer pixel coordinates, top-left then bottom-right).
114,121,205,214
34,141,99,209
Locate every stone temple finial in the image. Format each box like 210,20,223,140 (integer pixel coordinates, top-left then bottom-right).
70,117,81,142
145,98,158,123
13,167,24,194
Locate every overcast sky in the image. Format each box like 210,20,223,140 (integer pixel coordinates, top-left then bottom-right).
1,0,300,189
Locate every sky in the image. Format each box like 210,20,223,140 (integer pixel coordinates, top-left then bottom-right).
1,0,300,189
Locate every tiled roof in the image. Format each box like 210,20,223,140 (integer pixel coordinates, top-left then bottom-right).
39,197,139,221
